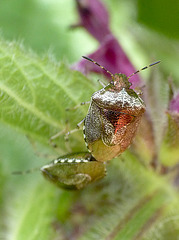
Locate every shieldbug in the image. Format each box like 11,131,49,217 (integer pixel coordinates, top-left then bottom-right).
41,152,106,189
13,152,106,190
80,56,160,162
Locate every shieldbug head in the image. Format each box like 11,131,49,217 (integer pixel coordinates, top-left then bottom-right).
82,56,160,162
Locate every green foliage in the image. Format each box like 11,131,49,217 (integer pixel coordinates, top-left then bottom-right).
0,1,179,240
0,39,97,153
137,0,179,39
0,38,179,240
0,0,72,59
0,0,96,61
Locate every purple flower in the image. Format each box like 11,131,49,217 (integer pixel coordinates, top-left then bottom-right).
75,0,110,41
74,35,141,88
169,92,179,113
73,0,141,88
167,92,179,144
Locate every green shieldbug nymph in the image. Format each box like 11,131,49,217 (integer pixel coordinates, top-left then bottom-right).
82,56,160,162
41,152,106,190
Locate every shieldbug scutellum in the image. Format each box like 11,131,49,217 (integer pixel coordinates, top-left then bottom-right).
80,56,160,162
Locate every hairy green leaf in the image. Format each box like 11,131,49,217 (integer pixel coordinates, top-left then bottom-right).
0,39,97,154
0,39,179,240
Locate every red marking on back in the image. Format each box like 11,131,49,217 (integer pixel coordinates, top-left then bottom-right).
114,114,134,134
103,109,135,134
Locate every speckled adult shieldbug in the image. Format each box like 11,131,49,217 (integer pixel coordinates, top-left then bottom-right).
82,56,160,162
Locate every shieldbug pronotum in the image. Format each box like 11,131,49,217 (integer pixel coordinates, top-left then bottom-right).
79,57,160,162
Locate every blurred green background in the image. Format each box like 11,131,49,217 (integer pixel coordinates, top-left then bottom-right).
0,0,178,77
0,0,179,239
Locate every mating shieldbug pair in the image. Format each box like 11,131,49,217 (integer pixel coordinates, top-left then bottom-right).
40,57,160,189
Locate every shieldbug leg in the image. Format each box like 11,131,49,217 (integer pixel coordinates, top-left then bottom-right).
97,79,106,88
49,122,72,152
66,101,90,111
49,128,66,144
49,120,72,151
26,136,56,159
50,99,89,145
49,120,69,142
64,118,85,142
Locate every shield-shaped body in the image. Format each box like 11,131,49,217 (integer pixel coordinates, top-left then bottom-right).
83,74,145,162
